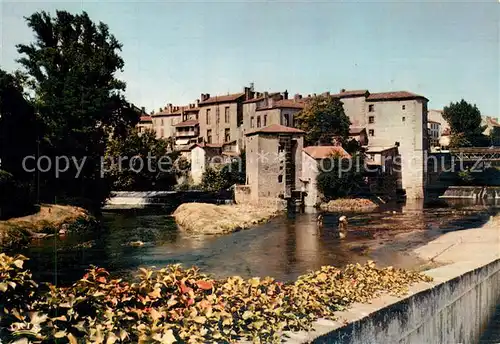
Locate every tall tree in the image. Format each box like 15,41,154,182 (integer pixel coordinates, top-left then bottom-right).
442,99,487,147
0,69,37,180
295,95,351,146
16,11,139,207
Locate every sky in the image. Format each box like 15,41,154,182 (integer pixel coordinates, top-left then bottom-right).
1,0,499,116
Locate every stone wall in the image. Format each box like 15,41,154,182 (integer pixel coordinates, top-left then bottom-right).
282,258,500,344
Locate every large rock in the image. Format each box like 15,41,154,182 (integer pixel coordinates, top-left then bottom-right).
173,203,278,234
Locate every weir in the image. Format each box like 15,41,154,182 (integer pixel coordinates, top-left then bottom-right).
440,186,500,200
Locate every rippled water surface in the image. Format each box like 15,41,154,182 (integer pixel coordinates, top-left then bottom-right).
21,198,500,285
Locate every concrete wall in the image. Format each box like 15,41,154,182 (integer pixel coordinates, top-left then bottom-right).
190,146,206,184
340,96,367,126
302,153,320,207
282,258,500,344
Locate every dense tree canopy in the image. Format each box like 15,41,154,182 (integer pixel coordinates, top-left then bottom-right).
442,99,488,147
16,10,140,206
105,129,181,191
0,69,37,180
295,95,351,146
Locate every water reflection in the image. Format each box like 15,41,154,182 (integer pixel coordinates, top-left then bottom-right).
20,199,500,285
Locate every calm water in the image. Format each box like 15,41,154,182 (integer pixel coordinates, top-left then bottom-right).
20,198,500,285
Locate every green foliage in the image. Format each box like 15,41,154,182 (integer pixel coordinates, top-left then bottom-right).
490,127,500,146
457,169,475,185
0,254,431,343
443,99,488,147
316,152,365,199
295,95,351,146
16,10,139,207
105,129,180,191
201,154,245,192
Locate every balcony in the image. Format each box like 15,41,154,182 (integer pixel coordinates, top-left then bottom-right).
175,130,198,137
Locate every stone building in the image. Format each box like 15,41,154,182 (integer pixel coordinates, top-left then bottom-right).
174,119,199,150
245,124,304,204
348,127,368,146
300,146,351,207
428,109,450,133
331,89,428,199
242,91,305,149
136,115,153,134
150,103,200,140
428,120,442,150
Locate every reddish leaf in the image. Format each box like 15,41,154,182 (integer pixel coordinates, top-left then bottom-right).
196,280,213,290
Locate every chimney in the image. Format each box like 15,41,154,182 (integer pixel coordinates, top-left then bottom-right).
200,93,210,102
141,106,145,113
264,91,269,98
244,87,250,101
167,103,173,113
340,89,346,93
313,93,317,97
159,107,163,112
196,99,200,107
294,93,301,101
250,82,255,91
283,90,289,100
322,92,330,97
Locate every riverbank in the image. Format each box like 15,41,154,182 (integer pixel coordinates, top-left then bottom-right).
319,197,380,212
173,202,280,234
413,212,500,264
0,204,94,248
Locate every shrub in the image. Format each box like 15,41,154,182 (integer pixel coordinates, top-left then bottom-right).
0,254,432,343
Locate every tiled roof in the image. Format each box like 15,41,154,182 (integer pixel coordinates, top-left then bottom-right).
331,90,369,98
349,127,366,135
199,93,245,105
255,99,305,111
366,91,427,101
245,124,305,136
428,120,441,124
139,115,152,122
174,119,199,127
303,146,351,159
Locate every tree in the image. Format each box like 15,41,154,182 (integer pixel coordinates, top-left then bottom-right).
442,99,487,147
316,152,365,199
16,11,139,207
295,95,351,146
105,129,179,191
489,127,500,146
0,69,37,180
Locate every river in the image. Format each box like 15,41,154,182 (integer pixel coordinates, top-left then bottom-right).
20,198,500,286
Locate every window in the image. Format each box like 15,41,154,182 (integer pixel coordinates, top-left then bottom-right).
160,129,164,137
206,109,211,124
283,114,289,126
161,119,164,126
402,117,406,122
225,128,230,142
225,107,230,123
257,116,261,128
369,129,375,136
216,107,220,124
263,115,267,126
369,104,374,112
368,116,375,124
207,129,212,143
278,175,283,183
250,117,255,128
402,105,406,110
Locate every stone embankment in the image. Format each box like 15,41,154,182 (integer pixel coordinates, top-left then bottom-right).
319,198,379,212
173,203,279,234
0,204,94,248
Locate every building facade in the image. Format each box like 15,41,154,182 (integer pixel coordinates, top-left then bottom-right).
137,115,153,134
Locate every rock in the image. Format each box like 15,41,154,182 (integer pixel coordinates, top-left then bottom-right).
128,241,144,247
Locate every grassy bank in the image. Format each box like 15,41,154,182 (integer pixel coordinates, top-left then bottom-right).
0,204,94,248
173,203,279,234
0,254,431,343
320,197,380,213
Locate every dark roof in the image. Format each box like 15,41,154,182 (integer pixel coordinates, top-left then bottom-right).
331,90,369,98
245,124,305,136
349,127,366,135
199,93,245,105
366,91,428,102
303,146,351,159
139,115,152,122
174,119,199,127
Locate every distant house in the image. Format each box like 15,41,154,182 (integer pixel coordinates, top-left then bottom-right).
428,120,441,150
301,146,351,207
348,127,368,146
136,115,153,135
